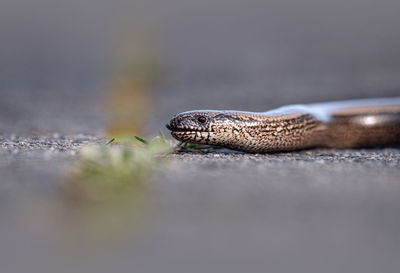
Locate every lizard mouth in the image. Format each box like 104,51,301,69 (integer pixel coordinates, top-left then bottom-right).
165,123,209,143
165,124,189,132
165,122,206,133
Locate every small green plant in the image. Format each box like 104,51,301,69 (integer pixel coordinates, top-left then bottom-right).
175,141,217,153
54,131,220,246
66,132,172,202
66,130,218,202
55,133,172,245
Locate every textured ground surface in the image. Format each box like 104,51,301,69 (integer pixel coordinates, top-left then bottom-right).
1,129,400,273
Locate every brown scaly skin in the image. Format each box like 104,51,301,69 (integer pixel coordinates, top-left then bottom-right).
166,98,400,153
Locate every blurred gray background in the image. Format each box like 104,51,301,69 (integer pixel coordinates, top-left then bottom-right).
1,0,400,133
0,0,400,273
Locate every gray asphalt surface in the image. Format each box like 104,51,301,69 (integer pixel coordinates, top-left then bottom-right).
1,1,400,273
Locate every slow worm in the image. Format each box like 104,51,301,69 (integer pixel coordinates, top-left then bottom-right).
166,98,400,153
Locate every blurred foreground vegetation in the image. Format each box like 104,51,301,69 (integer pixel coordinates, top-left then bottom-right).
41,28,214,247
65,134,171,202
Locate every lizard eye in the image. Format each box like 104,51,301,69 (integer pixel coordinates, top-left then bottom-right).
197,116,207,124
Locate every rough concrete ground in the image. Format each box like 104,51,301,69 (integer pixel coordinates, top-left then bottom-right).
1,124,399,273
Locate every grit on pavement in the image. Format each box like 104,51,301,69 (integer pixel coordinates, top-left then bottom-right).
1,1,400,273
